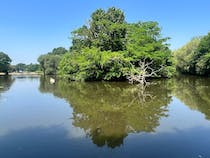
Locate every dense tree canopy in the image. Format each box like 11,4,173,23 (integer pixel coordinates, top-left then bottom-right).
59,7,174,81
70,7,126,52
38,47,67,75
0,52,12,75
195,33,210,75
174,32,210,76
174,37,201,74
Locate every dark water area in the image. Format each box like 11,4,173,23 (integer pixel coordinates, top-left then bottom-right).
0,75,210,158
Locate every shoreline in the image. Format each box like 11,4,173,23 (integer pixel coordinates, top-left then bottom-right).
0,72,42,76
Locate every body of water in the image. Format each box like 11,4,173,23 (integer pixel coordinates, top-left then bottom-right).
0,75,210,158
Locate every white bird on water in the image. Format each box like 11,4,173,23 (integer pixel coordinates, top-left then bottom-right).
50,78,56,84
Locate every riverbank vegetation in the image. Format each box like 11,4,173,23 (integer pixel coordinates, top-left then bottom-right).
174,33,210,76
1,7,210,81
38,47,68,75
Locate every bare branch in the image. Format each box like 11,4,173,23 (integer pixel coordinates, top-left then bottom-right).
127,58,165,85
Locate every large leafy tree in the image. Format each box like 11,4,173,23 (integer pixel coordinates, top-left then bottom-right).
0,52,12,75
70,7,126,52
59,7,174,81
38,47,67,75
38,54,61,75
126,22,175,79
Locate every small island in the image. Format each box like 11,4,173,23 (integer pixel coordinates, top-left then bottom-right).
1,5,210,158
2,8,210,84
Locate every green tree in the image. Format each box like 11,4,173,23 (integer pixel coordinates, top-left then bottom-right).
174,32,210,76
26,63,40,72
59,7,174,82
194,32,210,75
50,47,68,55
71,7,126,52
0,52,12,75
59,48,132,81
15,63,26,72
38,54,47,75
38,54,61,75
38,47,67,75
174,37,201,74
126,22,175,83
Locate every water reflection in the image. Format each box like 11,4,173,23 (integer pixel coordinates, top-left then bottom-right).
173,76,210,120
0,76,15,97
1,76,210,157
39,77,172,148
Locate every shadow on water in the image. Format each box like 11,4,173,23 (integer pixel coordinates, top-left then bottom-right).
39,77,173,148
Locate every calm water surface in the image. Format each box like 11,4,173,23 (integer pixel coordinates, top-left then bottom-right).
0,75,210,158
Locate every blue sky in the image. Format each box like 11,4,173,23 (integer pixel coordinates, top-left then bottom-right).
0,0,210,64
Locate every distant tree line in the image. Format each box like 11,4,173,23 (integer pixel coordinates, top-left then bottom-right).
0,51,40,74
11,63,40,72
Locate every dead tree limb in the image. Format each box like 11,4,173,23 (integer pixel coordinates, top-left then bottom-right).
127,59,164,85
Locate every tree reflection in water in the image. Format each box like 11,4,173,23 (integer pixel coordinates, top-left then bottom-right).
39,77,172,148
173,75,210,120
0,76,15,98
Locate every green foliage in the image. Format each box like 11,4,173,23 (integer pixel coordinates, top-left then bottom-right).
38,47,67,75
49,47,68,55
15,63,26,72
0,52,12,74
70,7,126,52
59,7,174,81
194,32,210,75
127,22,175,77
174,37,201,74
38,54,61,75
174,33,210,76
26,63,40,72
59,48,131,81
